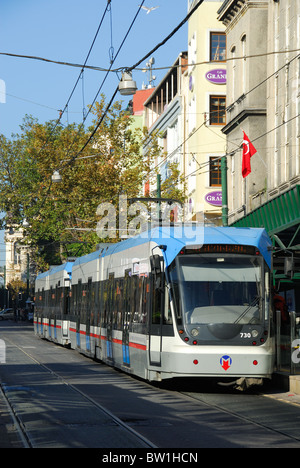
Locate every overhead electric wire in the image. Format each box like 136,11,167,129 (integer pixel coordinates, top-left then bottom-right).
31,0,147,218
26,0,111,165
24,1,113,215
58,0,147,170
60,0,205,171
54,2,299,211
1,47,299,74
150,52,300,175
55,1,112,126
185,112,300,181
126,0,205,73
29,0,205,231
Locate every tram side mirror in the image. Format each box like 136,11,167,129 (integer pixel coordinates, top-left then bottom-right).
150,254,164,291
150,254,162,275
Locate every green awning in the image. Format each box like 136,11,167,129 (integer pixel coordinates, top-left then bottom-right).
231,185,300,251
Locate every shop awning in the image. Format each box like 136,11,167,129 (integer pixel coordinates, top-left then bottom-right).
231,185,300,250
231,185,300,281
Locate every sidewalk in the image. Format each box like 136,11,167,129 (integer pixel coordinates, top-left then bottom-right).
0,320,33,448
0,387,25,448
273,371,300,394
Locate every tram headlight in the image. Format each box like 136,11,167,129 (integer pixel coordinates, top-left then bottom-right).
191,328,199,337
251,329,259,338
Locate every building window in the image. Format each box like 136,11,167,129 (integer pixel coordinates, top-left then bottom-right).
210,32,226,62
209,95,226,125
209,157,222,186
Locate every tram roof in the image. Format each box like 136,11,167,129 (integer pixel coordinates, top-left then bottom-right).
36,261,73,281
72,225,271,269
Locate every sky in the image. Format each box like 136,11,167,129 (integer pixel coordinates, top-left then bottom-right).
0,0,189,138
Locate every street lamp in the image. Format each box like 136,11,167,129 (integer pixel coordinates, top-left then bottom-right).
118,71,137,96
52,170,62,183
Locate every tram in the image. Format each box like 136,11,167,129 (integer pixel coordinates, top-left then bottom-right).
34,226,275,384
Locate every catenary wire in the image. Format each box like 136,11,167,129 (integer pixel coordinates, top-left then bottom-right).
59,0,205,171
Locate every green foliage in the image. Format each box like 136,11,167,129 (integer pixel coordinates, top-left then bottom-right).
0,96,185,271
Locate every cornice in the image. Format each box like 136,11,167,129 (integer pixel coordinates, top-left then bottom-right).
221,108,266,134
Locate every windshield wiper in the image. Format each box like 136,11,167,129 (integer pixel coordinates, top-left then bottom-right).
234,296,260,324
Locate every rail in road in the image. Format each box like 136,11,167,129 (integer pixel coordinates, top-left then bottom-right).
1,321,300,449
0,322,155,449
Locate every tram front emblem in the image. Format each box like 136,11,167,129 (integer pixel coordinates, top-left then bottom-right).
220,355,232,371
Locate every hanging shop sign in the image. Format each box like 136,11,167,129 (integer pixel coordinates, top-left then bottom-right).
205,69,226,85
205,191,222,207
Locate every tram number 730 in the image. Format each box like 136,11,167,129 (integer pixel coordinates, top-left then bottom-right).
240,332,251,338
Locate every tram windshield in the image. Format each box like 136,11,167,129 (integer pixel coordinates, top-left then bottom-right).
168,254,264,326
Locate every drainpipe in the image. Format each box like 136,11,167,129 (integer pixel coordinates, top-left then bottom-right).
221,156,228,226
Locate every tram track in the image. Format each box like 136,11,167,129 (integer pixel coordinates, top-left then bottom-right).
1,334,157,448
2,324,300,448
172,380,300,447
178,389,300,445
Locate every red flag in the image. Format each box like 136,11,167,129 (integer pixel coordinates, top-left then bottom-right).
242,132,257,178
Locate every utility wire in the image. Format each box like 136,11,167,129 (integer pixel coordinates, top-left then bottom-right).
1,48,299,74
27,1,111,164
31,0,147,217
59,0,147,170
150,52,300,175
60,0,205,171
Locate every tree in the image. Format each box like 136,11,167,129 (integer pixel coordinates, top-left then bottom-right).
0,97,168,269
6,279,27,305
0,96,187,271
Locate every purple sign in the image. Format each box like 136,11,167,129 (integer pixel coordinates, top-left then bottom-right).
205,191,222,206
205,69,226,85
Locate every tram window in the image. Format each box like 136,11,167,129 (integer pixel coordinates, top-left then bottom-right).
264,270,270,321
114,278,123,329
102,280,109,323
168,260,182,324
141,277,150,324
164,291,173,325
177,256,263,325
131,276,139,322
124,270,132,324
151,269,165,325
77,280,82,317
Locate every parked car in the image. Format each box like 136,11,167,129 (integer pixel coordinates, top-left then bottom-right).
0,309,14,321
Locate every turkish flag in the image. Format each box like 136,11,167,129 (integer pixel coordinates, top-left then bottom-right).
242,131,257,178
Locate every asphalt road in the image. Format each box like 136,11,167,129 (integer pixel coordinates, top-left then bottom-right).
1,321,300,450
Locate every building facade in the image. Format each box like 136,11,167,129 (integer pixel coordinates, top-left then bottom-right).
187,0,227,224
218,0,269,221
143,52,189,200
5,228,30,286
218,0,300,343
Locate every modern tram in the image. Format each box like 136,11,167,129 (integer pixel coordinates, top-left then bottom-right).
34,226,275,384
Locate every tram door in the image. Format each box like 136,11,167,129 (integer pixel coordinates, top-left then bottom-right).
122,270,131,367
106,273,114,361
149,255,165,366
85,278,92,352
